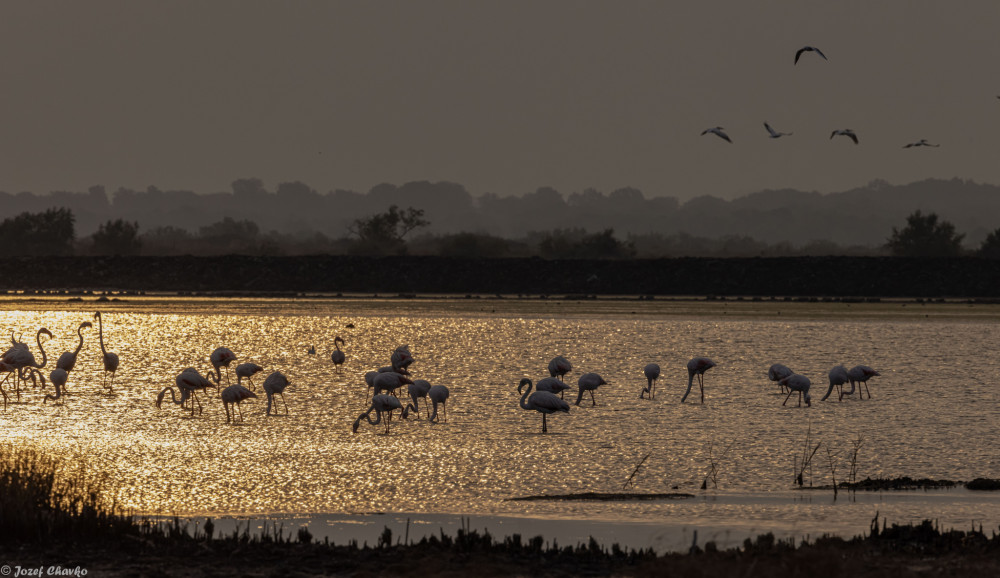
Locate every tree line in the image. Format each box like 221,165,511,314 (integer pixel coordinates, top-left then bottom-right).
0,205,996,259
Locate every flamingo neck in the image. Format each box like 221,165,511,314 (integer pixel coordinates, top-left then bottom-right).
518,381,533,410
97,315,108,355
35,331,48,368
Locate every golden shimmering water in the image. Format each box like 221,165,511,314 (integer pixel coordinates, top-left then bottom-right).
2,296,999,548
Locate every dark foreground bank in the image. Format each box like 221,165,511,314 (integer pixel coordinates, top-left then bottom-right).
4,255,1000,297
2,515,999,577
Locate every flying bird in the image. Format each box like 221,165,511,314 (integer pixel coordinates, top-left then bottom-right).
794,46,827,64
830,129,859,144
903,139,940,148
764,122,792,138
518,378,569,434
701,127,732,143
682,357,716,404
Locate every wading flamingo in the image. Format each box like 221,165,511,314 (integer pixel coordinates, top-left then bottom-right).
353,394,403,434
94,312,119,392
780,373,812,407
518,378,569,433
845,365,880,399
330,336,346,371
263,371,292,415
535,376,571,398
235,362,263,391
2,327,53,399
56,321,92,373
210,347,237,386
640,363,660,399
221,384,257,423
44,368,68,404
682,357,716,404
821,365,850,401
373,371,412,397
575,372,607,406
402,379,432,420
427,384,450,423
768,363,794,394
156,367,216,416
548,356,572,381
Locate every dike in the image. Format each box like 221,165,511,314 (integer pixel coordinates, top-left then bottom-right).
3,255,1000,298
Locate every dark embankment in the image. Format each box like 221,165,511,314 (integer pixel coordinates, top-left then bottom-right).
5,255,1000,297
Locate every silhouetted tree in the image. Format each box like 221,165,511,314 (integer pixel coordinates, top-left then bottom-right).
978,228,1000,259
886,210,965,257
140,226,193,255
437,232,512,258
347,205,429,256
0,208,75,256
91,219,141,255
538,228,635,259
199,217,260,254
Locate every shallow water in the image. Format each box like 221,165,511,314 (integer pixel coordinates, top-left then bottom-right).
2,296,999,551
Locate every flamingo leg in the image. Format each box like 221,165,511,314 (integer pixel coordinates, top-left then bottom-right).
541,412,547,433
699,375,705,404
863,381,871,399
782,390,794,406
590,390,596,406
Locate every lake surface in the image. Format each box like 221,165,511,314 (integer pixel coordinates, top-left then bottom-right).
2,295,999,552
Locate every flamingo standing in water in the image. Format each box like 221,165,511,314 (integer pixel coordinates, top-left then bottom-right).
363,371,380,402
402,379,432,420
330,336,346,371
779,373,812,407
353,394,404,434
0,359,16,409
56,321,92,373
373,371,412,397
391,345,414,373
2,327,53,399
210,347,237,386
575,372,607,406
221,384,257,423
844,365,880,400
94,312,119,392
518,378,569,433
768,363,794,394
548,356,572,381
262,371,292,415
640,363,660,399
44,368,68,404
235,362,263,391
821,365,850,401
535,376,571,398
682,357,716,404
156,367,216,416
427,384,450,423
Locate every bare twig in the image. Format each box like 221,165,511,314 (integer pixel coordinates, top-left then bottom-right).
826,445,839,499
848,434,865,486
623,452,651,490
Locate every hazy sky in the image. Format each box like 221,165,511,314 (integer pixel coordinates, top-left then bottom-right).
2,1,998,201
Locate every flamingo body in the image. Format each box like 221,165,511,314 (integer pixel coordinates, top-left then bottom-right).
518,378,569,433
682,357,716,404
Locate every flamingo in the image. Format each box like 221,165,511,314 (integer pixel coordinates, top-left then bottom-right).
2,327,53,399
391,345,414,372
0,359,15,409
353,394,403,434
821,365,850,401
402,378,432,420
903,139,940,148
44,368,68,404
94,312,119,392
156,367,216,416
372,371,413,397
844,365,880,400
779,373,812,407
210,347,237,385
575,372,607,406
548,356,572,381
682,357,716,404
363,371,380,402
330,336,346,371
221,384,257,423
764,122,792,138
518,378,569,433
262,371,292,415
235,362,263,391
56,321,92,373
640,363,660,399
307,345,316,355
768,363,794,393
701,127,732,143
427,384,450,423
831,129,859,144
794,45,827,64
535,376,571,398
